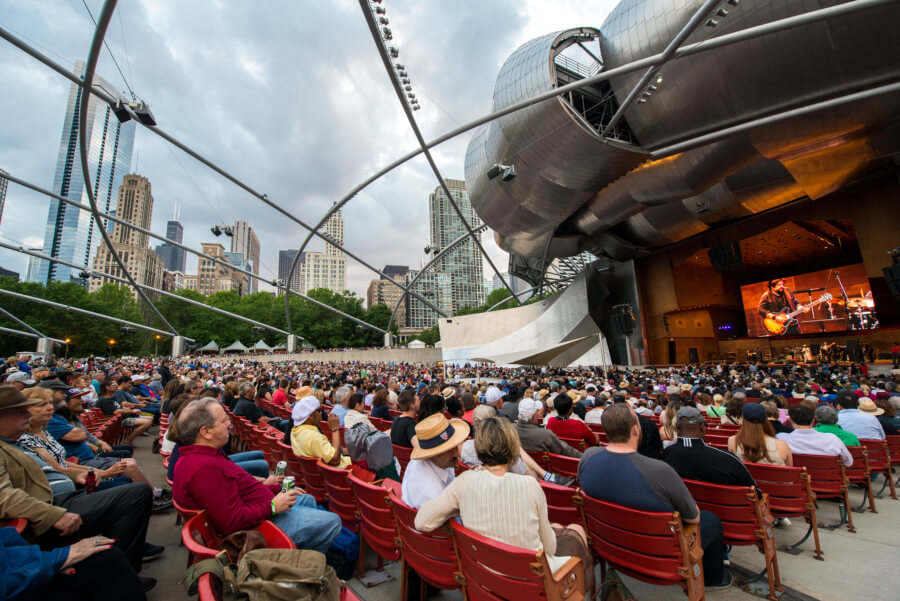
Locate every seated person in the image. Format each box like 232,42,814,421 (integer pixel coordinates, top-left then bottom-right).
515,399,582,458
370,389,393,421
344,393,374,430
727,403,792,466
172,399,341,552
416,417,592,591
96,379,153,444
290,396,350,468
0,385,157,580
118,376,160,420
390,389,419,448
813,405,860,447
545,394,597,447
401,414,469,509
233,383,291,433
776,404,853,466
0,530,146,601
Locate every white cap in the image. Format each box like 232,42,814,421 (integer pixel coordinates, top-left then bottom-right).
518,398,543,422
484,386,503,405
292,396,321,425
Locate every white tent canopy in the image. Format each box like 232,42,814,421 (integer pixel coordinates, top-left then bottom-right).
252,339,273,351
199,341,219,353
407,339,426,348
222,340,249,353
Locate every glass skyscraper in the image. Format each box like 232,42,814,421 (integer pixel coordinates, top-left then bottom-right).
33,60,135,284
429,179,484,314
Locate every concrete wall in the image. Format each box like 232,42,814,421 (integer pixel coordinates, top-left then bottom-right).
221,348,443,364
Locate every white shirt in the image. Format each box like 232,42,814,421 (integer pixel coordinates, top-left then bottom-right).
776,429,852,466
401,458,455,509
585,408,604,424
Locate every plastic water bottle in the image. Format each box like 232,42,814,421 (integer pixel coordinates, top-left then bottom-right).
85,468,97,494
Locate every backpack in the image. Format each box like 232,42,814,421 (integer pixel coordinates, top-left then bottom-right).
184,547,341,601
344,423,394,471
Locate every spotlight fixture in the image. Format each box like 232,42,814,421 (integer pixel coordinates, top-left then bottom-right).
382,27,393,40
374,6,386,14
211,225,233,237
378,16,389,25
112,100,131,123
211,225,222,236
389,46,399,58
79,270,92,279
131,101,157,126
395,63,405,70
486,163,517,182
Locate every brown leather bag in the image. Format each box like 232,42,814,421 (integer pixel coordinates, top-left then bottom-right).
217,529,268,563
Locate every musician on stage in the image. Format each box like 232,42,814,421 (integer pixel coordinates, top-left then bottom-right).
757,278,808,335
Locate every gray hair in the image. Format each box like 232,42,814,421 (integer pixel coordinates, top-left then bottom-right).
732,390,747,403
238,382,256,398
334,386,352,406
814,405,838,425
177,398,220,445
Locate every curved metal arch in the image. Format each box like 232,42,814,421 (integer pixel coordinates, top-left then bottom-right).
358,0,520,310
3,172,384,336
386,224,488,335
1,0,881,326
0,325,66,344
77,0,177,338
0,242,290,337
0,306,46,338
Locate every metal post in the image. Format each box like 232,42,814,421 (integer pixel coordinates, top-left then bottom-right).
384,332,392,348
36,338,54,360
286,334,300,354
171,336,187,358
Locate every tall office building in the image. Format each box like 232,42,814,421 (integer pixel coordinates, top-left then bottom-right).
0,169,8,225
33,60,135,284
367,265,409,327
429,179,484,314
296,211,346,294
224,251,251,294
183,243,242,296
154,203,186,273
231,220,260,293
278,249,303,291
403,269,452,332
89,175,163,297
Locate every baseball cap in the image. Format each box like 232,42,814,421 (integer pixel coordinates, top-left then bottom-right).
7,372,36,386
518,398,543,422
292,396,321,425
742,402,767,424
675,406,705,425
65,388,89,401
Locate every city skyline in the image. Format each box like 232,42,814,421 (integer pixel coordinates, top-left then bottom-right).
0,1,619,299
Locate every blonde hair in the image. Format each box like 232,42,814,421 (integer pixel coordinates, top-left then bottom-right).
23,387,52,401
474,417,520,468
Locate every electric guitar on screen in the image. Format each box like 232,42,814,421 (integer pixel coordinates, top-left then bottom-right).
762,293,832,335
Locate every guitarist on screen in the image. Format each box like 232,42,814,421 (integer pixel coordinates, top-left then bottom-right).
757,278,809,335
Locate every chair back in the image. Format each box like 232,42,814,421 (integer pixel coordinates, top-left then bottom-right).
547,453,579,480
578,493,703,600
525,449,550,471
859,439,889,471
538,479,582,525
390,493,461,591
348,473,400,563
682,479,771,547
182,512,295,563
844,446,871,484
450,520,583,601
297,455,328,504
392,444,412,473
276,441,303,479
558,436,587,453
318,461,359,531
792,454,848,498
745,463,813,517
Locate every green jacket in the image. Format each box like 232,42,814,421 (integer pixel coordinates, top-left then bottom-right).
814,423,860,447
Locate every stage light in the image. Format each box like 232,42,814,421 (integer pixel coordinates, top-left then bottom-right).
211,225,222,236
131,101,157,127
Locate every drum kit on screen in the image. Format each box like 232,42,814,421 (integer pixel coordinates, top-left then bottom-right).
795,286,878,332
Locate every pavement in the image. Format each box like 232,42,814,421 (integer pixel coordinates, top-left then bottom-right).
137,432,900,601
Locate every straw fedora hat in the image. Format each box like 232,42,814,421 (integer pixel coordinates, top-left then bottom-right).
858,397,884,416
410,413,470,460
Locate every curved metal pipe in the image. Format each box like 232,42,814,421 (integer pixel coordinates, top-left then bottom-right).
359,0,519,308
385,224,487,335
76,0,178,337
0,325,66,344
0,306,46,338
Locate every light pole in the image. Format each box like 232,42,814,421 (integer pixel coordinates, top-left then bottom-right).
108,339,115,358
64,338,70,360
155,334,161,356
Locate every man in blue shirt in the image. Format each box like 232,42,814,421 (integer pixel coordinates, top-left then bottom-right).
835,392,885,440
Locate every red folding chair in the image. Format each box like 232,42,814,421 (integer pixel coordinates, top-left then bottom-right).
792,454,855,532
548,452,579,480
558,436,587,453
450,520,584,601
181,511,294,564
297,455,328,504
390,493,463,601
745,462,823,560
348,473,400,578
538,479,582,525
392,443,412,474
318,460,360,531
845,446,877,513
859,439,897,499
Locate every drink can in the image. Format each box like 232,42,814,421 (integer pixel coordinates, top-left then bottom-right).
281,476,295,493
275,461,287,476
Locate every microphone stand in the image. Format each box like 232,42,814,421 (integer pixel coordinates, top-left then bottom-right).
834,271,851,329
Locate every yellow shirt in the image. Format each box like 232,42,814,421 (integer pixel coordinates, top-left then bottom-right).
290,424,351,468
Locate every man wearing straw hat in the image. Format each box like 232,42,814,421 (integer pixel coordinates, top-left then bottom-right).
401,413,470,509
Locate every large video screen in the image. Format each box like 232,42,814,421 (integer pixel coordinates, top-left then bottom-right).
741,263,878,337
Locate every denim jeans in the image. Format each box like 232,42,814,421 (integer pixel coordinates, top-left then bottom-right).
228,451,270,478
271,494,342,553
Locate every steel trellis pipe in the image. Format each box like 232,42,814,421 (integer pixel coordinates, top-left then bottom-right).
77,0,178,337
1,173,384,335
0,325,66,344
0,288,175,338
0,242,287,337
358,0,521,309
0,306,46,338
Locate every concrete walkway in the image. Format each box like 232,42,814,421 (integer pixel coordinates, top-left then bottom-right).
138,438,900,601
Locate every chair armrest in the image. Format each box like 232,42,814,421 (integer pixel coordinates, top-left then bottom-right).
543,556,584,601
683,523,704,565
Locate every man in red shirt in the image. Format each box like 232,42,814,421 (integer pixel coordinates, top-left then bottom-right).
172,398,341,552
546,393,597,447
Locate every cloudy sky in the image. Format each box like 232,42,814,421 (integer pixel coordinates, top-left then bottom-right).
0,0,617,301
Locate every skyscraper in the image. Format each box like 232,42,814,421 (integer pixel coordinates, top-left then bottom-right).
429,179,484,314
33,60,135,284
278,249,303,291
231,220,260,293
0,169,8,226
89,174,163,298
154,203,186,273
296,211,346,294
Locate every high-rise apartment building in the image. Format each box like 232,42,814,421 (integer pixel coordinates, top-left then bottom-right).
278,249,303,291
231,220,260,293
89,175,163,298
295,211,346,294
403,269,452,332
33,61,135,284
24,250,43,283
367,265,409,326
154,203,186,273
429,179,484,314
0,169,8,225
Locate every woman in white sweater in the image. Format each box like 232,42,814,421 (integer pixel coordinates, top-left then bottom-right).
414,417,592,589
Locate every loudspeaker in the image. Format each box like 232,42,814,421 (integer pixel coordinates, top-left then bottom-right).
707,242,743,273
611,304,636,336
688,347,699,363
884,264,900,299
846,339,863,363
